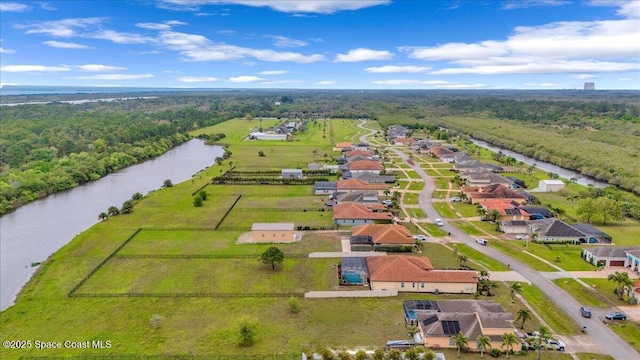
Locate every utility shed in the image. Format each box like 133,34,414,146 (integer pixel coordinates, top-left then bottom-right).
251,223,297,243
340,257,369,285
539,179,565,192
282,168,303,179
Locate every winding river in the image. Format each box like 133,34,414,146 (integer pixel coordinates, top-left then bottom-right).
470,139,608,188
0,139,223,311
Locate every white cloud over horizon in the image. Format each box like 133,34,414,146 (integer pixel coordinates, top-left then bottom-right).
0,2,31,12
74,73,154,80
178,76,220,82
157,0,390,14
365,65,431,73
228,75,266,83
1,65,70,72
43,40,92,49
335,48,394,62
259,70,289,75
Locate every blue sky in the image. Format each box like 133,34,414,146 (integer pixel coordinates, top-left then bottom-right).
0,0,638,89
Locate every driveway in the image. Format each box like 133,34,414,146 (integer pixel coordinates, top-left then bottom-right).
382,139,639,359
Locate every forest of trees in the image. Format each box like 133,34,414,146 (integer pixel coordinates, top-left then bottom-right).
1,90,638,214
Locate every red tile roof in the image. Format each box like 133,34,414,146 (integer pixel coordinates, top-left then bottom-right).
347,160,384,171
333,203,392,221
344,149,374,158
429,146,455,156
462,184,526,202
395,138,417,144
352,224,414,245
335,142,353,148
479,199,521,215
367,256,479,283
337,179,389,191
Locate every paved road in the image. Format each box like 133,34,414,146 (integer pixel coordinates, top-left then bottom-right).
383,145,639,359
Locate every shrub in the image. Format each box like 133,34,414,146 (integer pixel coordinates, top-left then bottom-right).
198,190,208,200
163,179,173,187
287,297,301,314
236,317,257,346
193,197,203,207
491,348,502,357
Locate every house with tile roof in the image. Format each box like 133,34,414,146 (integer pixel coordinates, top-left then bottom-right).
346,159,384,174
344,149,375,158
334,142,353,151
394,138,417,146
410,300,516,350
462,184,527,204
582,246,640,267
350,172,396,184
350,224,415,247
333,203,392,225
366,256,478,294
479,199,526,221
335,191,379,204
528,218,585,243
337,179,389,195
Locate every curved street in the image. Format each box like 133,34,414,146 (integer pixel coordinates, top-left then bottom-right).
358,120,638,360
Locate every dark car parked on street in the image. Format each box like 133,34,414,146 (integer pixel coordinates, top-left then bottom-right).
605,311,627,320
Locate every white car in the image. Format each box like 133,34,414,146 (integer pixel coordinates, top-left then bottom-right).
382,200,393,206
451,196,461,202
546,340,566,351
476,238,488,245
515,234,529,240
434,218,444,226
413,235,428,241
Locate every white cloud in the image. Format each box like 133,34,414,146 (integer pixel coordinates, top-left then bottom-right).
75,74,154,80
74,64,127,72
259,70,289,75
261,79,303,85
574,74,596,79
265,35,307,47
438,83,487,89
1,65,70,72
502,0,569,10
315,80,336,85
136,21,187,30
156,31,325,63
158,0,390,14
40,2,57,11
0,47,16,54
18,17,104,37
228,76,265,83
43,40,91,49
217,30,235,35
0,2,31,12
618,77,633,81
431,59,640,75
92,30,154,44
365,65,431,73
178,76,220,82
401,41,508,61
335,48,394,62
371,79,453,85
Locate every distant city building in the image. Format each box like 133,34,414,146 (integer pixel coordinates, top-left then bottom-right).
584,82,595,90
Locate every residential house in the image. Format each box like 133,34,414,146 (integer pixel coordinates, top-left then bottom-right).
413,300,516,350
337,179,389,195
506,176,526,189
347,160,384,175
351,172,396,184
582,246,637,267
344,149,375,158
387,125,410,140
333,203,392,225
350,224,415,247
572,224,613,243
333,142,353,151
340,257,369,285
249,132,287,141
281,169,303,179
336,191,379,204
395,138,417,146
354,142,370,150
528,218,585,243
538,179,565,192
307,163,322,171
464,171,513,187
346,154,373,163
462,184,527,204
480,200,526,221
250,223,299,243
428,146,456,160
314,181,336,195
366,256,478,293
626,249,640,273
518,206,552,219
500,220,529,234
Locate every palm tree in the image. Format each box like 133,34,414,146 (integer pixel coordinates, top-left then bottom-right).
510,282,523,302
536,325,552,360
458,254,468,267
452,330,468,358
476,205,487,218
384,189,391,199
354,350,368,360
387,349,402,360
422,351,436,360
476,334,492,358
404,347,420,360
452,244,459,258
487,209,502,223
516,309,532,329
501,332,519,359
372,349,385,360
479,269,490,281
608,271,634,300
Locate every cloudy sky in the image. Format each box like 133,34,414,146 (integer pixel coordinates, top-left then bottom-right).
0,0,638,89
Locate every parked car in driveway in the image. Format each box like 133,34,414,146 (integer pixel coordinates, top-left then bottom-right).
547,340,566,351
382,199,393,206
580,306,592,318
515,234,529,240
605,312,627,320
451,196,461,202
413,234,428,241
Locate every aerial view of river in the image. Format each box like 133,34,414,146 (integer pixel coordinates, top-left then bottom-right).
471,139,608,188
0,139,223,311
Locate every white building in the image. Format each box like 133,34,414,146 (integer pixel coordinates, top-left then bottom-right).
249,132,287,141
538,179,565,192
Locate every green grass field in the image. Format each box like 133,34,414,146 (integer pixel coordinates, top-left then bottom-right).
519,283,582,335
489,240,559,272
456,244,509,271
422,223,449,237
407,181,425,191
552,278,610,307
403,192,419,205
435,203,458,218
581,278,640,306
450,221,484,236
609,321,640,354
452,202,479,217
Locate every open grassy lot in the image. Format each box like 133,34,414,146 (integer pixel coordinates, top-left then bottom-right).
434,177,450,190
576,354,615,360
434,203,458,218
451,221,484,236
191,118,281,144
552,278,610,307
220,207,334,230
420,243,459,269
456,244,509,271
408,208,425,219
425,169,442,177
471,221,502,236
78,257,338,294
403,192,419,205
405,170,423,179
596,224,640,246
581,278,640,306
407,181,425,191
229,144,334,170
490,240,559,272
432,190,447,199
452,202,479,217
521,243,594,271
519,283,582,335
431,163,455,169
609,321,640,354
422,223,449,237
